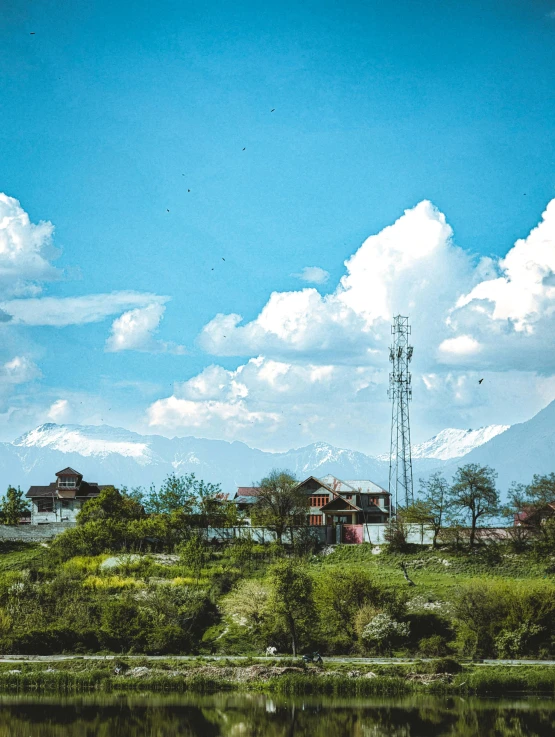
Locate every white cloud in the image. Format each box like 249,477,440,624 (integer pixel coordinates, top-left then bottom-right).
0,356,42,384
1,291,169,327
47,399,72,423
438,335,482,358
105,303,185,354
199,200,473,362
292,266,330,284
0,193,60,296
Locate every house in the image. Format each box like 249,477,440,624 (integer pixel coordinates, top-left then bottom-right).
514,503,555,528
231,474,391,528
298,474,391,526
25,467,114,525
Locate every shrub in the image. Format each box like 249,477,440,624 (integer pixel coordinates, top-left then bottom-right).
360,612,410,653
418,635,450,657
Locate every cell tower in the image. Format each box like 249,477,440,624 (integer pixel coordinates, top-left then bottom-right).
388,315,414,511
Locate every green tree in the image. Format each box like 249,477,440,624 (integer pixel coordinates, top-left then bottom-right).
178,532,209,582
0,486,30,525
406,472,450,548
252,469,306,545
145,473,223,521
78,486,144,525
448,464,499,548
268,560,315,656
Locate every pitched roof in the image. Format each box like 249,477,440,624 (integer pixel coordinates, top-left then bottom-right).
55,467,83,477
320,495,361,512
26,480,108,499
343,480,389,495
236,486,262,497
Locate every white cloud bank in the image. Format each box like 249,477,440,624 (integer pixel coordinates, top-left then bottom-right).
147,198,555,450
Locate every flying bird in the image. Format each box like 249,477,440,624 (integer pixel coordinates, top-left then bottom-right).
478,378,484,384
188,189,191,192
242,147,246,151
271,108,275,112
30,32,35,35
166,209,170,212
222,257,225,261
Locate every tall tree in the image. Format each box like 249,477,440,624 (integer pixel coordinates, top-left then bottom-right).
252,469,306,545
448,464,499,547
268,560,316,656
0,486,30,525
145,473,223,520
404,472,450,548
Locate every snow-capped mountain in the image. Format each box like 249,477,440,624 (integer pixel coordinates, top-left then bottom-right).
3,399,555,497
5,424,391,492
410,425,510,461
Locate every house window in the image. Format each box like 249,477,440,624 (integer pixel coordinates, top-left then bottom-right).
309,514,323,526
61,500,71,509
58,477,77,488
309,495,328,508
37,499,54,513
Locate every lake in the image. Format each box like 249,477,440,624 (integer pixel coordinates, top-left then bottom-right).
0,692,554,736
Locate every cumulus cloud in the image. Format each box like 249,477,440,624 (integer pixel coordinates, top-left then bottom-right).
292,266,330,284
47,399,72,423
0,356,42,384
146,355,387,447
444,199,555,371
199,201,474,362
0,194,60,296
106,303,185,354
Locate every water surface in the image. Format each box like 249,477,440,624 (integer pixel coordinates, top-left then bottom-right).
0,693,554,736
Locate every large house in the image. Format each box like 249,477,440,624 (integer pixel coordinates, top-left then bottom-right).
26,467,113,525
233,474,391,528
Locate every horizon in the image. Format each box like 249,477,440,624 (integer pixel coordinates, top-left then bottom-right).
1,0,555,455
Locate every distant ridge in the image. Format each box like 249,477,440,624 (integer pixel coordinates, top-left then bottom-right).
3,400,555,497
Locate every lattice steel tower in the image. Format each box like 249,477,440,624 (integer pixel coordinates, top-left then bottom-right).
388,315,414,511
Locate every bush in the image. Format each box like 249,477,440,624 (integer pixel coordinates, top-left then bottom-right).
360,612,410,653
418,635,450,657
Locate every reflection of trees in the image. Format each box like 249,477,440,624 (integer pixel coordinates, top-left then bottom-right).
0,694,554,736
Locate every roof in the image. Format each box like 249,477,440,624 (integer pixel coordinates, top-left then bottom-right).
235,486,261,497
343,480,389,495
318,474,390,496
55,467,83,477
26,481,110,499
320,495,361,512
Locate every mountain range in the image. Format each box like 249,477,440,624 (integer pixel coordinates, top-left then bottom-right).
3,399,555,497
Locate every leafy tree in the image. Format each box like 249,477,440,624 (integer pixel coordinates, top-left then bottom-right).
178,532,209,582
252,469,306,545
0,486,30,525
78,486,144,525
220,579,270,637
448,464,499,548
268,560,315,656
405,472,450,548
145,473,223,522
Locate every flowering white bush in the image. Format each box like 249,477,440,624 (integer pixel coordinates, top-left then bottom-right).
361,613,410,649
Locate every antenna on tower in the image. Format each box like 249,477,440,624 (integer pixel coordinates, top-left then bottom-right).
388,315,414,512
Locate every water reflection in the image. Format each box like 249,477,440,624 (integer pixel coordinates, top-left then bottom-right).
0,693,554,736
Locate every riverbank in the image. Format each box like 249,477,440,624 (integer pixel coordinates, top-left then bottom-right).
1,658,555,696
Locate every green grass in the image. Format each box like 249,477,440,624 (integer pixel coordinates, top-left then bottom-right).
0,542,44,573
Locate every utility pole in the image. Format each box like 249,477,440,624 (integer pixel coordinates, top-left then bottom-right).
388,315,414,511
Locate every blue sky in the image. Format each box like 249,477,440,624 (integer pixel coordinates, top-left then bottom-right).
1,0,555,453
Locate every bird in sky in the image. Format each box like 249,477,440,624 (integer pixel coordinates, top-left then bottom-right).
242,147,246,151
479,378,484,384
222,257,225,261
271,108,275,112
30,32,35,35
188,189,191,192
166,209,170,212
